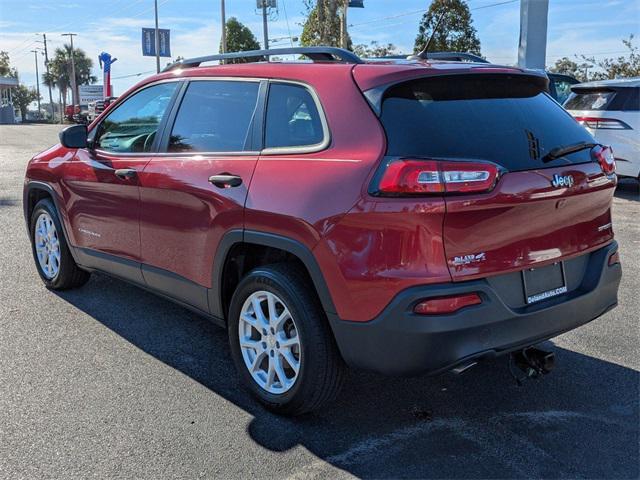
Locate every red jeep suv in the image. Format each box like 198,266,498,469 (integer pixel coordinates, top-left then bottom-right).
23,47,622,415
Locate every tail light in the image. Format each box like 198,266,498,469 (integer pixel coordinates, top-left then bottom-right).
592,145,616,175
414,293,482,315
373,159,501,196
574,116,631,130
608,250,620,266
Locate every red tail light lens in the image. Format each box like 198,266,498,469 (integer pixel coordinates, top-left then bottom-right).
414,293,482,315
375,159,500,196
592,145,616,175
574,116,631,130
608,250,620,266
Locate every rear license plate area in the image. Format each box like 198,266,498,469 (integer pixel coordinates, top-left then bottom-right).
522,262,567,304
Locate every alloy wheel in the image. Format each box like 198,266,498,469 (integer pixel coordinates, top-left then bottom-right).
34,212,61,280
238,290,301,394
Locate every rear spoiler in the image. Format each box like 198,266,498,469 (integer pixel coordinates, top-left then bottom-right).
361,69,549,117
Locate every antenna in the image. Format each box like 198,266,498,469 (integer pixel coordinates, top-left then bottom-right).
408,9,448,60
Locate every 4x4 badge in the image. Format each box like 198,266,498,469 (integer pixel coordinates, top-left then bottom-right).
452,252,486,266
551,174,574,188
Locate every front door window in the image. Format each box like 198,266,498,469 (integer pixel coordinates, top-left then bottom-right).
96,82,178,153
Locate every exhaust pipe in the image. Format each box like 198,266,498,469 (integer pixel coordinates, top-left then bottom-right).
510,347,555,384
451,361,477,375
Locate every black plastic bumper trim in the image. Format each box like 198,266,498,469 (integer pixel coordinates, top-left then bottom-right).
328,242,621,376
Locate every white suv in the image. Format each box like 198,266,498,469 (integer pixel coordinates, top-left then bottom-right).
564,78,640,180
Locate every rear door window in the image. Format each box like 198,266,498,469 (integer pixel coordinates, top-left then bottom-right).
264,83,325,150
168,80,260,152
380,74,595,171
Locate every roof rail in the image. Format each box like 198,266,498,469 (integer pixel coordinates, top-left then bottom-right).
412,52,489,63
371,52,489,63
163,46,364,72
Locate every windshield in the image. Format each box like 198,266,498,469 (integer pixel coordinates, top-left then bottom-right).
380,75,595,171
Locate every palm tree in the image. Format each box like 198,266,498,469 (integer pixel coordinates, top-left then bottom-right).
42,44,97,108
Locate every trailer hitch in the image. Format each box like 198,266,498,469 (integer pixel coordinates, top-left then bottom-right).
509,347,555,385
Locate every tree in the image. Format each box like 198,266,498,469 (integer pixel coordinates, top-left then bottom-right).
0,51,18,78
581,35,640,80
414,0,481,55
221,17,260,62
353,41,399,58
548,36,640,82
43,44,96,107
13,85,40,120
549,57,588,82
300,0,351,48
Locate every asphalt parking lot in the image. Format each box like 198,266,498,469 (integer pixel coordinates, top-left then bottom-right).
0,124,638,479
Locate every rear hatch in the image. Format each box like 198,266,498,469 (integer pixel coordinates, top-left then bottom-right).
373,72,616,281
564,85,638,133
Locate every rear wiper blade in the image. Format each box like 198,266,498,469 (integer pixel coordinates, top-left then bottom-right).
543,142,597,162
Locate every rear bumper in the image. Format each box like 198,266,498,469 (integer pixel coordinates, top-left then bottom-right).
328,242,621,376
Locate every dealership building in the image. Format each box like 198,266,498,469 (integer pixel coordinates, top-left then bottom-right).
0,75,18,124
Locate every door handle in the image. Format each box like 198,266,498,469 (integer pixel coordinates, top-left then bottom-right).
114,168,137,180
208,174,243,188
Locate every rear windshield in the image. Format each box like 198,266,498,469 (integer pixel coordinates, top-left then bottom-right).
565,87,639,111
380,75,594,171
564,90,615,110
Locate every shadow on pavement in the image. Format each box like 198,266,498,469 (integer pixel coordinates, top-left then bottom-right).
55,273,639,479
0,197,19,207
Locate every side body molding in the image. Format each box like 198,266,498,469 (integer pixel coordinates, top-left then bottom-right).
209,230,337,320
24,186,337,330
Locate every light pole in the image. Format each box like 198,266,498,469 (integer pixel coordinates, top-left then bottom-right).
154,0,161,73
36,33,55,122
261,0,269,50
30,49,42,117
579,63,592,81
61,33,78,107
221,0,227,54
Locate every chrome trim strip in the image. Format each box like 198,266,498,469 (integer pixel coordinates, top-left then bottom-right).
91,77,331,158
598,222,612,232
260,79,331,156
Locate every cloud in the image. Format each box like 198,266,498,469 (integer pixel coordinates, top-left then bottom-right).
3,0,640,99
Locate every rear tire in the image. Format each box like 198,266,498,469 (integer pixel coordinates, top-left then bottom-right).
29,198,90,290
228,263,345,416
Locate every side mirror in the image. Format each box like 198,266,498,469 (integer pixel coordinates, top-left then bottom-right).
59,124,88,149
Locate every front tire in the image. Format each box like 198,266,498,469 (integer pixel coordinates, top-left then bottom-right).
29,198,90,290
228,263,345,416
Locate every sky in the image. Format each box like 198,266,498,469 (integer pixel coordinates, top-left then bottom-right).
0,0,639,102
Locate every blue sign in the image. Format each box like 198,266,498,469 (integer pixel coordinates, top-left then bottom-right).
142,28,171,57
348,0,364,7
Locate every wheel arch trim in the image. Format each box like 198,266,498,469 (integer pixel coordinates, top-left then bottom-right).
209,229,337,320
23,180,81,264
